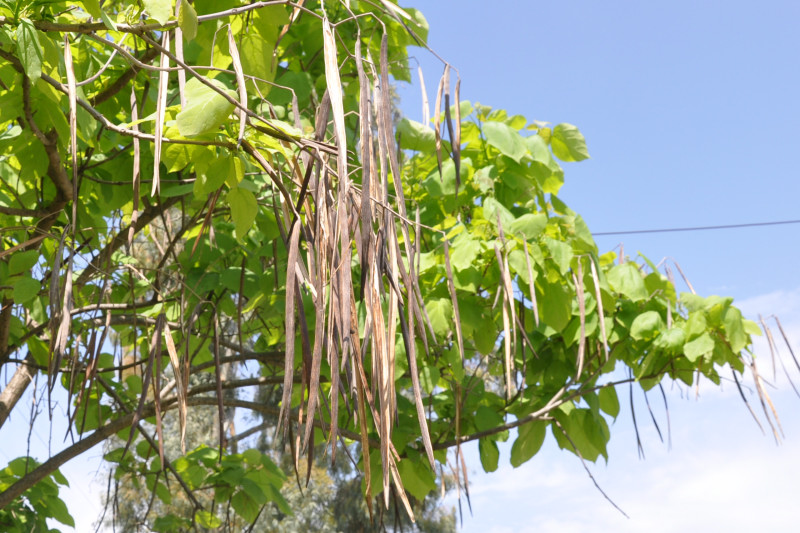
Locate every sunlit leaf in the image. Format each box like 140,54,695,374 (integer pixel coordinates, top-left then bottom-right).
80,0,101,18
654,327,686,354
227,186,257,239
630,310,664,341
176,77,236,136
684,332,715,362
607,263,648,302
16,19,43,83
178,0,198,41
550,123,589,162
483,120,527,162
143,0,173,25
508,213,547,240
240,33,276,96
398,118,436,152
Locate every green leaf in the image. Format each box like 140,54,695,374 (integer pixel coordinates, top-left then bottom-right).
52,469,69,487
473,164,497,192
607,262,648,302
598,387,620,419
16,19,43,83
240,33,277,96
474,405,504,432
397,118,436,152
271,70,314,106
241,448,262,465
178,0,198,41
473,319,498,354
43,496,74,527
630,311,664,341
743,318,762,337
397,457,436,501
161,138,194,173
419,364,440,394
507,249,537,285
482,197,515,230
153,514,189,532
405,7,430,44
426,298,453,337
722,306,748,352
684,332,715,363
143,0,173,25
483,121,527,162
231,490,259,523
227,186,257,239
80,0,102,18
252,5,290,32
9,250,38,276
544,237,573,276
550,123,589,162
195,510,221,528
653,327,686,354
684,311,708,340
195,154,232,196
176,77,236,136
99,8,118,30
510,421,546,467
478,438,499,472
423,157,466,197
525,134,558,167
553,408,608,462
171,459,204,488
508,213,547,240
239,477,267,505
537,279,572,332
449,232,481,272
13,276,40,304
155,481,172,504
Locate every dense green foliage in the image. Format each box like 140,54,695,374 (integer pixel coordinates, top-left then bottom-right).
0,0,774,530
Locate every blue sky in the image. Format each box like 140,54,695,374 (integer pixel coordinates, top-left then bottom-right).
396,1,800,531
400,0,800,299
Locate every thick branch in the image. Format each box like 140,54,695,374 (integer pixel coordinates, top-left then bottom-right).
0,205,51,217
0,352,36,428
186,376,292,396
0,409,138,509
0,298,11,365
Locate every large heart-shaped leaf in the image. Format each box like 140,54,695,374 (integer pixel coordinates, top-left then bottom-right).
177,78,236,136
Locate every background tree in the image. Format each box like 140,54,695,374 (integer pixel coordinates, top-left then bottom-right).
0,0,794,531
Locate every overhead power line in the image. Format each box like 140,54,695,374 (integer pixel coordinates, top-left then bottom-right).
593,219,800,236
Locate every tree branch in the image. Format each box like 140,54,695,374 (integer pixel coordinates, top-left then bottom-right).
90,47,159,106
0,352,36,429
0,409,138,509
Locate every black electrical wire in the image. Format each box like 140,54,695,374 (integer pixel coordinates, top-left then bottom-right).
593,219,800,236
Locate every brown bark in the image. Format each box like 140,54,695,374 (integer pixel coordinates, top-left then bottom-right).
0,352,37,429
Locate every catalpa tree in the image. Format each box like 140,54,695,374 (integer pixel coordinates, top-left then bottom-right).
0,0,790,530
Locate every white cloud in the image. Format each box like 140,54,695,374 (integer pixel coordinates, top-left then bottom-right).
737,286,800,322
